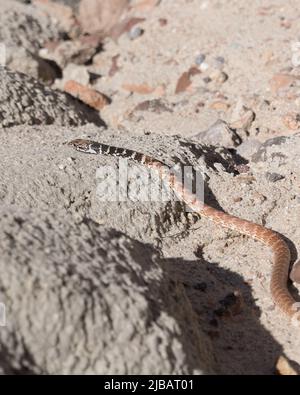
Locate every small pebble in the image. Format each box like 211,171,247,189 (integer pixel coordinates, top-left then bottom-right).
270,73,296,95
265,172,285,182
128,26,144,40
214,56,225,69
252,191,266,203
195,53,206,65
216,71,228,83
276,356,298,375
209,100,230,111
158,18,167,26
210,69,228,83
233,197,243,203
203,76,212,84
199,62,209,72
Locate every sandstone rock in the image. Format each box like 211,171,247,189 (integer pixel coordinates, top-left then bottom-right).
0,68,104,127
236,139,262,159
0,207,214,374
193,119,242,148
0,0,60,51
78,0,129,36
0,0,61,77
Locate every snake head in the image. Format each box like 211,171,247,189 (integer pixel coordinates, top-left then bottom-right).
67,139,101,154
67,139,93,153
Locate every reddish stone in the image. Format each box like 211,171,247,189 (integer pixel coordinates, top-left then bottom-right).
64,80,110,110
270,73,299,95
109,54,121,77
158,18,168,26
175,67,201,94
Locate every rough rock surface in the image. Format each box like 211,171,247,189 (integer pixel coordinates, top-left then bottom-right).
0,207,214,374
0,0,60,51
0,68,104,127
193,119,242,148
0,0,62,78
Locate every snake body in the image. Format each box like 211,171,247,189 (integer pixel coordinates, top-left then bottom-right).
68,138,298,320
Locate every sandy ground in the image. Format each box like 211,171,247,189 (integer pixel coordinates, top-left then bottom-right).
1,0,300,374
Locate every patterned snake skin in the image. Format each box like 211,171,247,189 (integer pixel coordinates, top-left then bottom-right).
68,138,299,321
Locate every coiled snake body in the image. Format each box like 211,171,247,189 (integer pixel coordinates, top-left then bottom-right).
68,138,298,321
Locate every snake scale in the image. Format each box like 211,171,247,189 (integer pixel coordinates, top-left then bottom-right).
68,138,298,321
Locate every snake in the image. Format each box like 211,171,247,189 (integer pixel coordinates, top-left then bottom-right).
68,138,299,321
